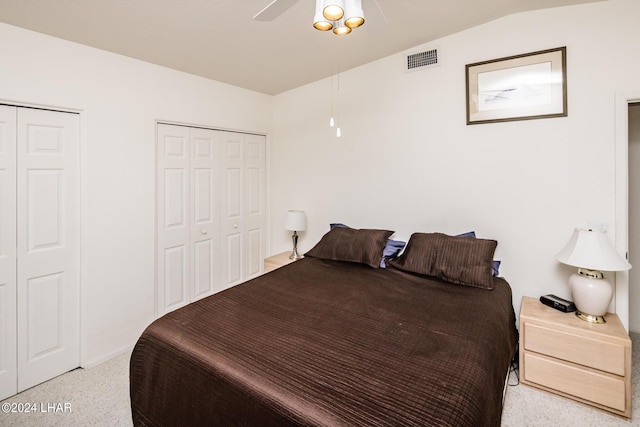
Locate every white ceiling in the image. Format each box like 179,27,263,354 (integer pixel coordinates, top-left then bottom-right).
0,0,604,95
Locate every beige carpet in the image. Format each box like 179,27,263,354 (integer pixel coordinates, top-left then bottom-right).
2,333,638,426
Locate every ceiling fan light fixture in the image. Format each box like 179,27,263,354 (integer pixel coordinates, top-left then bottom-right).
344,0,364,28
323,0,345,21
313,0,364,35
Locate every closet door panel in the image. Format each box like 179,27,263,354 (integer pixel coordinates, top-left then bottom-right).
193,240,213,298
26,273,64,359
163,245,187,308
190,127,219,300
16,108,79,392
0,105,17,401
157,124,190,315
247,228,263,277
244,134,266,280
225,233,242,285
221,132,245,288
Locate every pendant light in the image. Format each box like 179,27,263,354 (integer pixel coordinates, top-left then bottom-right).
313,0,333,31
333,19,352,35
344,0,365,28
330,65,342,138
313,0,364,35
329,73,335,128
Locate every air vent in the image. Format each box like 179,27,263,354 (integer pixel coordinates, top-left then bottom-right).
405,48,439,72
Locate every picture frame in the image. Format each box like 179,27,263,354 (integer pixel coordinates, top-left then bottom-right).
466,47,567,125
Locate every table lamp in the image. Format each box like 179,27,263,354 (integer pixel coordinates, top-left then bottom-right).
555,227,631,324
285,210,306,260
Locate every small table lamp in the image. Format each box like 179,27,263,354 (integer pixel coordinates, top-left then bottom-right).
556,228,631,324
285,210,306,260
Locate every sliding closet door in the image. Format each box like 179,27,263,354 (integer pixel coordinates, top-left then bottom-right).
0,105,17,400
156,124,220,316
16,107,80,393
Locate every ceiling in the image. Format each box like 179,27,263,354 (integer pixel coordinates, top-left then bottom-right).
0,0,604,95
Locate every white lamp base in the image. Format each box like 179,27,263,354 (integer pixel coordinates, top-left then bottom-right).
568,269,612,324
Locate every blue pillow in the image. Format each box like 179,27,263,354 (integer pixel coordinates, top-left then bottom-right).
492,260,501,277
458,231,501,277
381,239,406,268
456,231,477,238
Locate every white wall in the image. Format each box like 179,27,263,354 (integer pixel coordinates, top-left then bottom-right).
0,23,272,366
271,0,640,325
2,0,639,367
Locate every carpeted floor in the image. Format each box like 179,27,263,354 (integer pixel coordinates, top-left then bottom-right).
2,333,638,426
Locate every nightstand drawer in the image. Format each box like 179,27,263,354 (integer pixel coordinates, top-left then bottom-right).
524,322,626,375
523,352,626,412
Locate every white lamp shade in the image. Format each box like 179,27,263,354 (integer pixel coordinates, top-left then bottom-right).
285,210,306,231
556,228,631,271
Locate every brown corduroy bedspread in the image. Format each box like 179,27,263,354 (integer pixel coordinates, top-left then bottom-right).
130,257,518,427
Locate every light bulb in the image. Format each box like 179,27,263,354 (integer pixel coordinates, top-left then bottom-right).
329,116,334,127
336,127,341,137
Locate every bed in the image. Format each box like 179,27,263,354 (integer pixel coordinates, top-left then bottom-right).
130,229,518,426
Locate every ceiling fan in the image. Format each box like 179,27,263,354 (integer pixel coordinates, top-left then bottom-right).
253,0,387,31
253,0,300,22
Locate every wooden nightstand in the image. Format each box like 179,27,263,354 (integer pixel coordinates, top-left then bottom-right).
519,296,632,418
264,251,298,273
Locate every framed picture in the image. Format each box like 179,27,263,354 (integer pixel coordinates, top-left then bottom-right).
466,47,567,125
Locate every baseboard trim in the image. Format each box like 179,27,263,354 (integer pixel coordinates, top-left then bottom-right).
84,344,135,369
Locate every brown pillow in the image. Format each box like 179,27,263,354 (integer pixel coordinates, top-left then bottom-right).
387,232,497,289
305,227,394,268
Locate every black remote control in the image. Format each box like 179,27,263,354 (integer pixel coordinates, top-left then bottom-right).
539,294,577,313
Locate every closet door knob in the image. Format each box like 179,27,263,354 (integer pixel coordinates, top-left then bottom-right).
202,229,208,235
233,224,238,229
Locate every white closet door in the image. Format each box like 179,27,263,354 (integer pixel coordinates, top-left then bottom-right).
243,134,266,280
157,124,221,316
221,132,266,287
16,107,80,392
157,124,191,315
189,127,220,300
0,105,17,400
221,132,245,288
157,125,265,313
